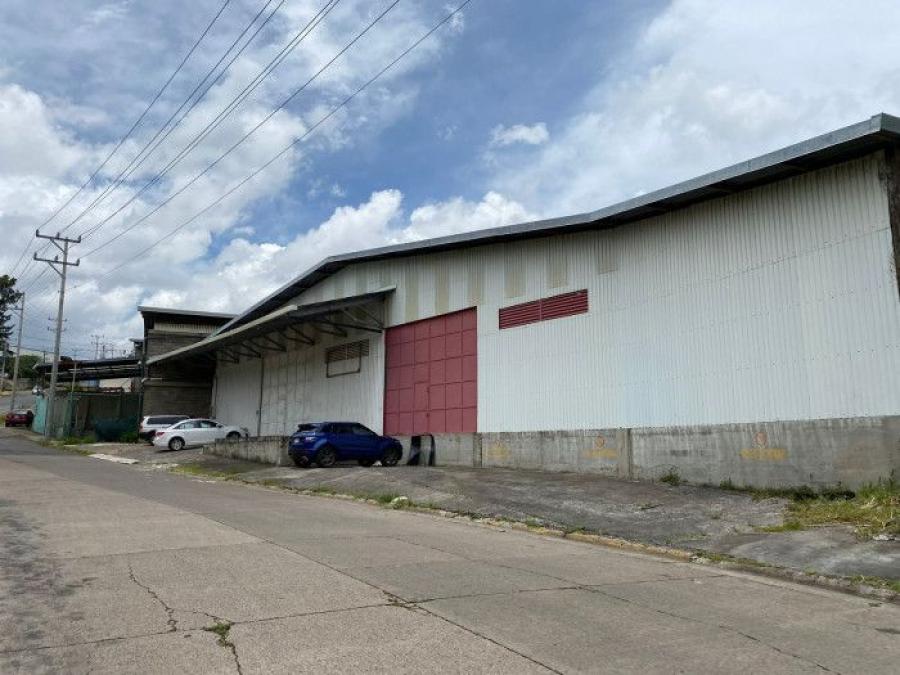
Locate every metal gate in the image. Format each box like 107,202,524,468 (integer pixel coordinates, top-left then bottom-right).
384,308,477,435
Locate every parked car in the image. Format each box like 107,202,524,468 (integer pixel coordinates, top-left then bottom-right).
152,418,249,451
138,414,190,441
4,409,34,428
31,386,43,396
288,422,403,468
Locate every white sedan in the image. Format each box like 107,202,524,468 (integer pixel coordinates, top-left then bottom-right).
152,418,249,451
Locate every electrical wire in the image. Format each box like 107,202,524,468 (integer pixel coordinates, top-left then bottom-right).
68,0,290,237
76,0,345,243
8,0,234,278
82,0,473,284
81,0,402,258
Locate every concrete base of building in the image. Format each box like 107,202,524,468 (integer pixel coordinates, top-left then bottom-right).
399,415,899,489
203,415,899,490
205,435,291,466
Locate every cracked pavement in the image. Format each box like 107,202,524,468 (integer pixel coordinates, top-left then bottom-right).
1,432,899,673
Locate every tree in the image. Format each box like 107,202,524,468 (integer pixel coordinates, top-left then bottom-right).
16,355,42,381
0,275,23,351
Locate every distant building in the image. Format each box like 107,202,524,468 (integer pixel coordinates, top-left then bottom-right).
138,306,235,418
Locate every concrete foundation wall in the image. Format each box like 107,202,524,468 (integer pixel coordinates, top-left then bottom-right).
630,416,900,489
205,435,291,466
393,416,899,489
200,416,898,491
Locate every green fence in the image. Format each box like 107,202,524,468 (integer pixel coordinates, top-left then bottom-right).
34,391,141,440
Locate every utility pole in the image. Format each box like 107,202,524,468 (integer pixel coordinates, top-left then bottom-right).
71,348,78,393
9,293,25,412
33,230,80,437
91,334,103,360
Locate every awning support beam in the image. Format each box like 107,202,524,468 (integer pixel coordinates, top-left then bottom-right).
253,334,287,352
312,320,347,337
281,327,314,345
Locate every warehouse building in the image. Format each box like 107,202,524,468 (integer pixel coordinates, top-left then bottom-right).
150,114,900,488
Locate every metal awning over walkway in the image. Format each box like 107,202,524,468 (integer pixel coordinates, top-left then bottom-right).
147,288,393,366
35,357,140,382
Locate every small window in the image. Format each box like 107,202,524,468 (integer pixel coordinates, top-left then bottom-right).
326,340,369,377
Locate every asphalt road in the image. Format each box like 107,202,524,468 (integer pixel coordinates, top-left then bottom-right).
1,433,898,674
0,391,36,412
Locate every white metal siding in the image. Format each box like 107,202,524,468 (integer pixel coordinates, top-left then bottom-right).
213,358,261,431
226,152,900,433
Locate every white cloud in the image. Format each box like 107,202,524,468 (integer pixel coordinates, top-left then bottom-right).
0,0,469,351
489,122,549,148
131,189,533,318
490,0,900,217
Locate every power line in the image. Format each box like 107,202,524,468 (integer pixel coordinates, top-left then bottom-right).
80,0,474,284
81,0,400,259
8,0,234,279
68,0,289,239
75,0,344,244
14,0,297,297
14,0,336,298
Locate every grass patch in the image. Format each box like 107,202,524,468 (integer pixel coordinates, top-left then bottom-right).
659,469,682,486
849,575,900,594
171,463,248,479
305,486,337,496
202,621,233,646
61,434,96,445
756,521,805,533
785,477,899,538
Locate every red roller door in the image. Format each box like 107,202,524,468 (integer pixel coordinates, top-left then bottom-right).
384,308,477,435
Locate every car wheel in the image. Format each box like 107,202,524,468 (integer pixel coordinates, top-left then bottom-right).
168,437,185,452
226,431,241,441
381,446,402,467
316,445,337,468
357,458,375,467
291,455,309,468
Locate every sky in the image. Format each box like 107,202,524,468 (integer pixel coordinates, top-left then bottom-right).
2,0,900,357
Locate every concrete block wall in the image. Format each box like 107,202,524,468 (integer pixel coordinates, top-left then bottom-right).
631,416,900,489
199,416,898,491
205,435,291,466
142,381,213,419
479,429,629,477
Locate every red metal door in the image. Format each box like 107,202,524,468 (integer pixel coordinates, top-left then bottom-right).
384,308,477,435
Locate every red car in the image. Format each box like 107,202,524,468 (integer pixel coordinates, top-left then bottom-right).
4,409,34,428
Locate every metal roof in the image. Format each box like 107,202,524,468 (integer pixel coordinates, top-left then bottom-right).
148,288,393,365
34,356,141,382
217,113,900,334
138,306,236,321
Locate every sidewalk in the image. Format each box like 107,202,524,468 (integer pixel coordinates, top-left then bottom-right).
8,427,897,596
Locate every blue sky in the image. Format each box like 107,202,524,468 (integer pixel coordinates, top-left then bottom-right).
2,0,899,354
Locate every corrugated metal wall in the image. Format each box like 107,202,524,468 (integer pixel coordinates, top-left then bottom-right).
223,152,899,433
213,358,261,431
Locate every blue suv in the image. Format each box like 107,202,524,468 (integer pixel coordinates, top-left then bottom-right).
289,422,403,468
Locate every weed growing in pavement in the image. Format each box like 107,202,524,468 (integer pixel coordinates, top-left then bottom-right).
785,477,899,538
202,621,233,646
171,463,248,479
849,575,900,594
756,521,805,533
61,434,96,445
659,469,682,486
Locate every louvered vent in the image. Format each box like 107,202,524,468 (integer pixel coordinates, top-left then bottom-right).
499,289,588,329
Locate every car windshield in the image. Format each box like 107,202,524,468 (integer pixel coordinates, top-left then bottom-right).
296,424,319,433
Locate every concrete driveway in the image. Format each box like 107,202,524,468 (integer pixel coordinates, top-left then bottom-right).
2,432,899,672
